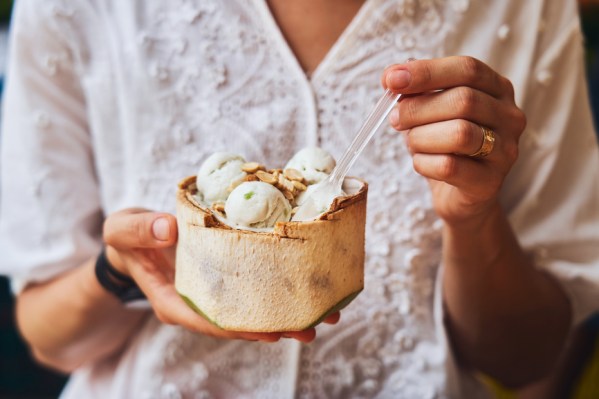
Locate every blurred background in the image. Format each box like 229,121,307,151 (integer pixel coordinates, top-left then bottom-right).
0,1,598,398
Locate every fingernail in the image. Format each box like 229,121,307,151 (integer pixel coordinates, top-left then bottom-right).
389,107,400,126
152,217,170,241
388,69,411,89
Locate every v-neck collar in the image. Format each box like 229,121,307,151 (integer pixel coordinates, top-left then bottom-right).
254,0,375,84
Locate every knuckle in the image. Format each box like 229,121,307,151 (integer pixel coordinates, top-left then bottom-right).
438,155,459,180
460,56,483,81
501,76,516,99
420,61,433,85
513,108,527,134
102,209,154,249
453,87,478,115
135,218,149,245
453,120,476,150
402,98,419,125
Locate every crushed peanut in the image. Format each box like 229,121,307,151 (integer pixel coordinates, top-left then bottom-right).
282,190,295,202
292,180,307,191
276,174,295,193
283,168,304,182
241,162,265,173
255,170,278,185
228,162,316,211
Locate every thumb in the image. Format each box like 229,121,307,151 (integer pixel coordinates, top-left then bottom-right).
103,209,178,250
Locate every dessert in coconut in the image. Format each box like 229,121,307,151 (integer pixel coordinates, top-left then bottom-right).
175,149,367,332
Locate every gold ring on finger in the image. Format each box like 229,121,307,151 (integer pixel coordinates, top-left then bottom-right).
468,125,496,158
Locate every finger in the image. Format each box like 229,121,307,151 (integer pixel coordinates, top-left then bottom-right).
405,119,504,159
383,56,515,100
231,331,282,343
412,153,503,200
390,87,520,132
130,247,177,281
103,210,178,249
283,329,317,343
323,311,340,325
279,311,341,343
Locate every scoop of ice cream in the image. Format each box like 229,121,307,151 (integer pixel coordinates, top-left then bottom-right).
225,181,292,228
285,147,336,184
196,152,247,204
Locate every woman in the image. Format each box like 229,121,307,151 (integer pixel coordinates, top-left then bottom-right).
1,0,598,397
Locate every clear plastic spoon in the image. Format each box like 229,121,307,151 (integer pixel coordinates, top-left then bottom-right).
292,89,401,221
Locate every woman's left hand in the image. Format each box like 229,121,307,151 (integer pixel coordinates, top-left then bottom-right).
382,57,527,226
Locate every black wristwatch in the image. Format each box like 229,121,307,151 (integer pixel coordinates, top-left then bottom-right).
95,248,146,303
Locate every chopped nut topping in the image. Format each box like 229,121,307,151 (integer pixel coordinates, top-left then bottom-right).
282,189,295,202
283,168,304,182
255,170,278,185
277,174,295,193
241,162,265,173
292,180,307,191
204,158,327,215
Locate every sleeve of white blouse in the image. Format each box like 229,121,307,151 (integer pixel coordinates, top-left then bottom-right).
501,3,599,326
0,0,103,293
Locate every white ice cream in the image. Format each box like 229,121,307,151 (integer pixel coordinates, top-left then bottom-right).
225,181,292,228
285,147,336,184
196,152,247,204
295,183,318,206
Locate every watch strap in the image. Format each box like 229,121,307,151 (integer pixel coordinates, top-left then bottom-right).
95,248,146,303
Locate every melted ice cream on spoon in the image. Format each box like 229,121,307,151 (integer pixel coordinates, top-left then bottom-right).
292,89,401,221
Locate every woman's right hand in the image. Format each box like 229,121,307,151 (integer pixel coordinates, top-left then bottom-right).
103,208,323,343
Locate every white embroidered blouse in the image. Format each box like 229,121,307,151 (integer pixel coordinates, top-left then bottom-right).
1,0,598,398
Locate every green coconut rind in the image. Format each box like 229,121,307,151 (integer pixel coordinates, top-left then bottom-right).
305,289,363,329
180,293,223,329
179,289,363,332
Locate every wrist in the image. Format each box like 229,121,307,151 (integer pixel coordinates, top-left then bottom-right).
104,246,130,277
442,200,502,234
442,203,509,268
95,247,145,303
